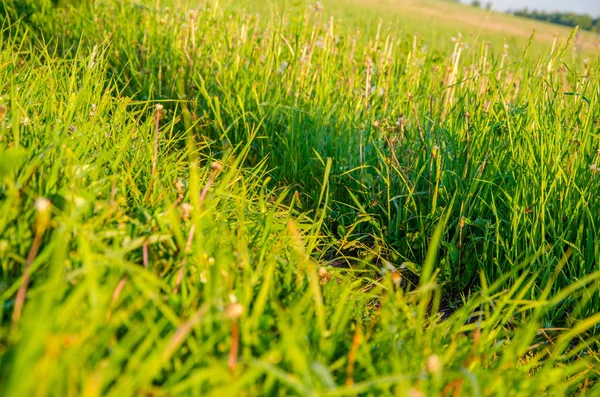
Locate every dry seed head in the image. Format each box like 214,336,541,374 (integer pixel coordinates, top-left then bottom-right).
318,266,329,278
0,104,6,122
180,203,193,219
473,327,481,344
426,354,442,374
318,266,331,283
35,198,51,213
211,161,224,173
35,198,52,233
175,178,185,193
391,271,401,286
314,2,324,12
225,303,244,319
408,388,425,397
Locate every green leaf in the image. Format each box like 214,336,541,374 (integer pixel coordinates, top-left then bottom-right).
0,147,28,179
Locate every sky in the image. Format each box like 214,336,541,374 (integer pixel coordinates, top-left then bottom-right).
464,0,600,17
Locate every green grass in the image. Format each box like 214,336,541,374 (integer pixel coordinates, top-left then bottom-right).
1,0,600,395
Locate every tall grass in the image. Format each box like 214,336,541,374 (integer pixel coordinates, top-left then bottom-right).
1,0,600,395
45,0,599,300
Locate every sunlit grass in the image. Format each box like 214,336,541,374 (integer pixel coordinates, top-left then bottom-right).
1,0,599,395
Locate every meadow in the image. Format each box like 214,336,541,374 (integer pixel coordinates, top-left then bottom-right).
1,0,600,395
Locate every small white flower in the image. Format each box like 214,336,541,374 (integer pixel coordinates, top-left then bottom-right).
315,36,325,49
278,61,289,74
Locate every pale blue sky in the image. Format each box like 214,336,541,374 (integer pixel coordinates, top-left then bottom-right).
462,0,600,17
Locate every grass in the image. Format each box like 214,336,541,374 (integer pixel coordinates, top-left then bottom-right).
318,0,600,50
1,0,600,395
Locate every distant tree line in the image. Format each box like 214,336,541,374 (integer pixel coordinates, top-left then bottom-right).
510,9,600,33
442,1,599,33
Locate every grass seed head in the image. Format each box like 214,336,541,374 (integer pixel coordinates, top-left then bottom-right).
180,203,193,219
175,179,186,198
408,388,424,397
155,103,165,118
211,161,224,173
426,354,442,374
318,266,331,283
34,198,51,233
391,271,401,286
225,303,244,320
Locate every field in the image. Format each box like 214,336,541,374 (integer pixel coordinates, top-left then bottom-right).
1,0,600,395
